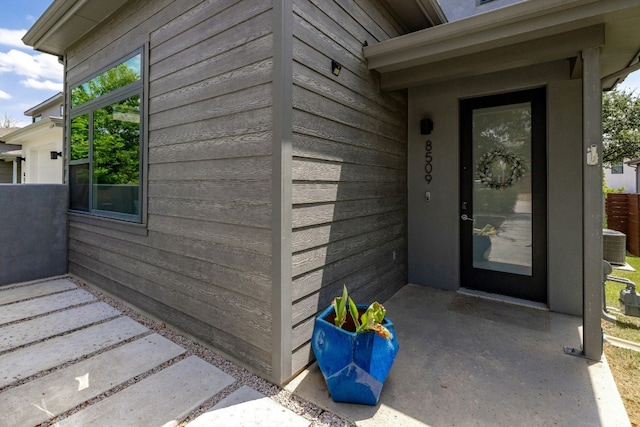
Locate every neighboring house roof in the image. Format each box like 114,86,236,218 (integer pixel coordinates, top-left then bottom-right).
0,127,20,138
364,0,640,90
1,117,63,145
0,117,63,159
24,92,63,117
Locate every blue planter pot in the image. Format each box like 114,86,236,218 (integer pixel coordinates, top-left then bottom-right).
311,304,399,405
473,234,492,261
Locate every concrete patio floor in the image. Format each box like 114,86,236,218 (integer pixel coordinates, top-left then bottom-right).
287,284,631,426
1,277,630,426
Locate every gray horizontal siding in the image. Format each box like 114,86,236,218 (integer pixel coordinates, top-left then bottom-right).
68,261,272,374
70,220,271,276
290,0,407,375
65,0,275,379
148,108,272,146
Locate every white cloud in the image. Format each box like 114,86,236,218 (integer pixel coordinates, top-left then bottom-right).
0,89,10,99
0,28,28,49
21,78,62,91
0,49,62,82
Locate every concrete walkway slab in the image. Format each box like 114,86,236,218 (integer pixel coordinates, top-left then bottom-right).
0,302,121,352
57,356,235,427
0,334,185,426
0,288,95,325
0,316,148,388
188,385,310,427
0,278,77,305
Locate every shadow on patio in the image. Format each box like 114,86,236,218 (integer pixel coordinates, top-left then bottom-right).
287,284,629,426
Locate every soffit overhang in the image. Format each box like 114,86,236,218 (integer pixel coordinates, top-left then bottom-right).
22,0,130,56
365,0,640,90
379,0,447,32
0,143,22,154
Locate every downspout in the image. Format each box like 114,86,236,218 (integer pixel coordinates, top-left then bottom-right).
271,0,294,384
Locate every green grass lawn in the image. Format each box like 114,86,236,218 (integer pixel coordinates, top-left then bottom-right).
604,254,640,425
604,254,640,342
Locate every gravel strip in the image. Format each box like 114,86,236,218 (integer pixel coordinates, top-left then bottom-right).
66,276,354,427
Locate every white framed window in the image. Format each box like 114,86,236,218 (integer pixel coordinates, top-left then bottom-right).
611,163,624,174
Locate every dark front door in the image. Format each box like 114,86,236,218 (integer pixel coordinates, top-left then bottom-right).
460,88,547,303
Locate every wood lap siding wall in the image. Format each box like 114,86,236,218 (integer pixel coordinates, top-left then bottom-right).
290,0,408,374
66,0,275,377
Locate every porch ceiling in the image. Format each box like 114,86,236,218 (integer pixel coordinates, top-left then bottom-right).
378,0,447,32
0,143,22,154
365,0,640,90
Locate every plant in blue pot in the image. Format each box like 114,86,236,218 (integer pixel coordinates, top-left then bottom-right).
311,285,399,405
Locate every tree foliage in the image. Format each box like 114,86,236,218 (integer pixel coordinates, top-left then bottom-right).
92,95,140,185
603,89,640,165
2,113,19,128
70,62,141,186
71,62,140,107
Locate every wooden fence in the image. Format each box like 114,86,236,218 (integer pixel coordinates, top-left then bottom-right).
606,193,640,255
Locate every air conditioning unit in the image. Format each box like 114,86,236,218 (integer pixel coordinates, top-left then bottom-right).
603,229,626,265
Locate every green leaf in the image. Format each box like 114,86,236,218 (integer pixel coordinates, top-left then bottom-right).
332,285,349,328
348,297,360,329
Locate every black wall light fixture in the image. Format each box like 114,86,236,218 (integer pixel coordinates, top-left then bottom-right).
331,60,342,76
17,156,26,162
50,151,63,160
420,118,434,135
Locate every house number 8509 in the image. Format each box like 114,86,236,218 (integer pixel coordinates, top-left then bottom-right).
425,140,433,183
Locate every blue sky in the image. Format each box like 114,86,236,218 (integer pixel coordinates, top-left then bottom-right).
0,1,60,126
618,70,640,93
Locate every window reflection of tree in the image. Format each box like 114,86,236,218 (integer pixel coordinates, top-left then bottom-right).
69,53,143,218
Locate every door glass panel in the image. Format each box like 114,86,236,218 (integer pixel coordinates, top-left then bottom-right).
472,103,532,276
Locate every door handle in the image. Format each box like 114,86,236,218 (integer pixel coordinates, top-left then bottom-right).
460,214,474,221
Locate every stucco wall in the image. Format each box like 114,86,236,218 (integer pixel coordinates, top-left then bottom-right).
408,60,583,315
0,184,67,286
604,163,636,193
23,132,64,184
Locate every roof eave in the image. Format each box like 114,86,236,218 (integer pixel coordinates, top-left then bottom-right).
24,92,63,116
1,117,64,144
23,0,130,55
364,0,640,90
